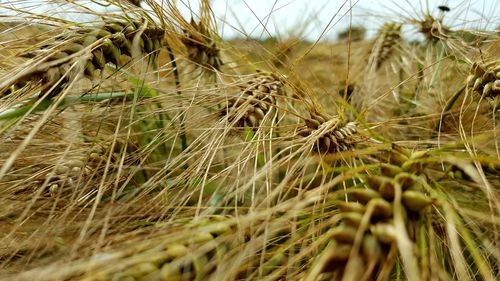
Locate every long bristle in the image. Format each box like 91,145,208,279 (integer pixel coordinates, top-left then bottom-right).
0,1,498,281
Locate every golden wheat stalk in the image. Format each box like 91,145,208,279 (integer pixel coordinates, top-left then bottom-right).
306,143,499,281
466,60,500,109
1,2,499,281
93,215,233,281
0,17,169,99
308,147,431,279
163,0,222,72
221,71,284,130
370,22,402,70
182,19,223,71
296,110,358,153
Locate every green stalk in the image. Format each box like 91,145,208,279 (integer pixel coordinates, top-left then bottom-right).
0,91,134,121
453,211,496,281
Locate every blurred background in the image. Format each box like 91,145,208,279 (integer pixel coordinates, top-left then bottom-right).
1,0,499,41
205,0,500,40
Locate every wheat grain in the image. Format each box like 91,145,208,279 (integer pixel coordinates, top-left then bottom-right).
371,23,402,70
1,17,168,99
221,71,284,130
467,60,500,109
1,2,499,280
74,215,234,281
296,110,358,153
182,19,222,71
316,146,434,279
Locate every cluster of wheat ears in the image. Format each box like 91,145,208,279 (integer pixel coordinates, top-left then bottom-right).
0,1,498,280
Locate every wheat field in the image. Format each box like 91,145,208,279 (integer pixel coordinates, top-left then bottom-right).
0,1,499,280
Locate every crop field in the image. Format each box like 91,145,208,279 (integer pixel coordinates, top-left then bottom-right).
0,0,499,280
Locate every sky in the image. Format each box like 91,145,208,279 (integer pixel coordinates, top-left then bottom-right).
204,0,500,40
1,0,499,41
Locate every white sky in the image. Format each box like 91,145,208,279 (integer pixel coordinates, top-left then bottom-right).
206,0,500,40
1,0,499,41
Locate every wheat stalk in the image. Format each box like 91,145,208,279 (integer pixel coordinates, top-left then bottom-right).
296,110,358,153
1,17,170,99
0,2,499,281
370,23,402,70
221,71,284,130
467,60,500,109
181,19,222,71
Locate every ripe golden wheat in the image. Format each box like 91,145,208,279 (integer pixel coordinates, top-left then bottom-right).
0,1,498,281
1,17,168,99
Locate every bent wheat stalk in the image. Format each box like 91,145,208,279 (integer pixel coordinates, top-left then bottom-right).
0,17,173,100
